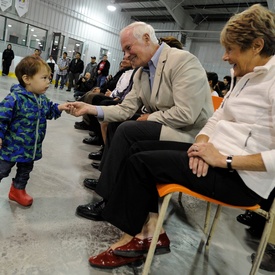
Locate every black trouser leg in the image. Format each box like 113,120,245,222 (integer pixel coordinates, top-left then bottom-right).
102,143,261,236
95,120,162,199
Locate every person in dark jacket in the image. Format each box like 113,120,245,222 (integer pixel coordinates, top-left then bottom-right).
0,56,70,207
96,54,110,88
2,44,14,76
66,52,84,92
73,72,95,100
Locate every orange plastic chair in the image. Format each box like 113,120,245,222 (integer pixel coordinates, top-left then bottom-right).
142,184,275,275
142,96,275,275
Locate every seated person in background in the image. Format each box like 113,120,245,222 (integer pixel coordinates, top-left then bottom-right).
69,5,275,269
84,56,97,86
73,72,95,100
223,75,232,95
158,36,183,49
80,59,135,147
251,220,275,272
74,59,133,130
214,80,226,97
206,71,220,97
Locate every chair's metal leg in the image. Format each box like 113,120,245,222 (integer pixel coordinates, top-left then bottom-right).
142,193,173,275
204,202,211,234
205,205,222,249
250,199,275,275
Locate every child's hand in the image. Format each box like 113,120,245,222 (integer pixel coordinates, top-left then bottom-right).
58,102,73,112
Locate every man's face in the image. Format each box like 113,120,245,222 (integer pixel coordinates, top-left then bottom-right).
120,30,151,67
103,55,107,61
85,72,91,79
75,53,81,59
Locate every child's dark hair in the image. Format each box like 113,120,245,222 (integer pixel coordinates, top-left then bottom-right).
15,56,51,87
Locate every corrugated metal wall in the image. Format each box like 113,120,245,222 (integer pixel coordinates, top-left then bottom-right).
0,0,132,75
0,0,232,79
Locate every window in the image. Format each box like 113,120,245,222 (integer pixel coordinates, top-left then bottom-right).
6,18,27,46
100,48,108,59
28,25,47,51
67,37,83,59
0,16,5,41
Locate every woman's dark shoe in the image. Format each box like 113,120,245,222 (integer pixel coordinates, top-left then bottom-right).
91,162,100,170
236,210,255,226
246,226,263,239
89,248,144,269
76,199,106,221
83,136,102,145
251,247,275,271
89,146,104,160
114,232,170,257
83,178,98,190
89,131,96,137
74,121,91,130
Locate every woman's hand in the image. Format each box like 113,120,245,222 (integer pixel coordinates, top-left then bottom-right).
0,138,2,149
187,143,224,177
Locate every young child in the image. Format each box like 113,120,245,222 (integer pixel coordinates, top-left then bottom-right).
0,56,70,207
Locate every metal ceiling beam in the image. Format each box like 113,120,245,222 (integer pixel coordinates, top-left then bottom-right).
121,7,167,12
183,1,268,9
159,0,196,29
130,15,174,22
115,0,158,3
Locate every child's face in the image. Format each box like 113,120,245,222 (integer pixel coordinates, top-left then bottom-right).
25,67,50,94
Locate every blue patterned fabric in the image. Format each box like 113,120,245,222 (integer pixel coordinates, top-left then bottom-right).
0,84,62,162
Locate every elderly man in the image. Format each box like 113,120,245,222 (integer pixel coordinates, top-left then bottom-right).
70,22,213,221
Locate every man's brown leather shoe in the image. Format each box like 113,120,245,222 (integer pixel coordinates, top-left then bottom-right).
89,248,144,269
114,232,170,257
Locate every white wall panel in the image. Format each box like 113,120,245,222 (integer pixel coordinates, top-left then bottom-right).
0,0,132,75
0,0,233,78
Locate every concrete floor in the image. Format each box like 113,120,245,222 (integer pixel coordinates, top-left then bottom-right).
0,76,271,275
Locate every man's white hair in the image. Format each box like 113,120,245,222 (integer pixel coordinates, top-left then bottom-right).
120,22,158,44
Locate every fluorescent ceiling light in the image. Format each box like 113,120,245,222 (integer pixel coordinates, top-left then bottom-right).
107,5,116,11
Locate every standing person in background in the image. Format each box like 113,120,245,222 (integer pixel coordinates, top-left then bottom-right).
2,44,14,76
0,56,70,207
32,48,42,59
84,56,97,87
96,55,110,88
54,52,69,90
46,55,56,83
66,52,84,92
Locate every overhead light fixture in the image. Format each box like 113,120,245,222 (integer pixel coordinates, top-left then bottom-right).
107,5,116,11
107,0,116,11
